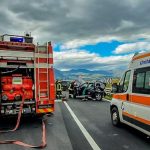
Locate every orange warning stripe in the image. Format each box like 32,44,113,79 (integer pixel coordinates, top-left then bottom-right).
37,108,53,114
123,111,150,125
113,94,127,101
132,52,150,61
130,95,150,106
113,93,150,106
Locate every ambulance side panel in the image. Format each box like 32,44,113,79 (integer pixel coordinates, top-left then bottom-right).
122,67,150,134
111,66,150,136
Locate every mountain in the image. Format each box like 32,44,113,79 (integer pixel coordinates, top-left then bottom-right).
64,69,91,74
54,68,114,80
54,68,65,79
63,69,113,76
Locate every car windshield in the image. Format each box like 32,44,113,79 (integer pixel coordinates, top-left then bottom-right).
81,83,88,88
88,83,94,88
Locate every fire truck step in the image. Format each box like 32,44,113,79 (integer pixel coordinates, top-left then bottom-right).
39,71,48,73
40,89,48,92
39,80,48,83
39,98,49,100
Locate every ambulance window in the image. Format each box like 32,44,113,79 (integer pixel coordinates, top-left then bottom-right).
145,71,150,89
118,73,126,92
119,76,124,88
118,70,130,93
88,83,94,88
133,67,150,94
81,83,88,88
123,71,131,92
136,72,145,88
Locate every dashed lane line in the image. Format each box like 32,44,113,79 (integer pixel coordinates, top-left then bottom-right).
64,101,101,150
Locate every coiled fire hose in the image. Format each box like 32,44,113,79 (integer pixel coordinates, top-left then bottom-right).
0,95,47,149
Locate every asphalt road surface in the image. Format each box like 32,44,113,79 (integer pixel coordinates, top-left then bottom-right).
0,99,150,150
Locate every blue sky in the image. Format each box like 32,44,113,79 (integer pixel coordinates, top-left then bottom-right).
54,38,148,57
54,40,125,56
53,38,150,74
79,41,125,56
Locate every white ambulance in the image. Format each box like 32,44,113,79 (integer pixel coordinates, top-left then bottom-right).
111,52,150,136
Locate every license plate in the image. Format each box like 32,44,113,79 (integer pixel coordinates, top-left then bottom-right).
38,104,52,109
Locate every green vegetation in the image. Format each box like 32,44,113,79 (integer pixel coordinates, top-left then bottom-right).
104,78,120,101
104,94,112,100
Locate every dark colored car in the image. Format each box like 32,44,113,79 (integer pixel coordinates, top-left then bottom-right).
73,81,106,101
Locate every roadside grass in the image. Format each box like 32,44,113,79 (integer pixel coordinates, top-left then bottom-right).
104,83,113,101
104,78,120,101
104,94,112,100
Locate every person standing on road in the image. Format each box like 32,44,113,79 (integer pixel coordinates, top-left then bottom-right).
56,80,62,99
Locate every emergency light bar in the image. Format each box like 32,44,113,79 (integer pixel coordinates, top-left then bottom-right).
10,37,24,43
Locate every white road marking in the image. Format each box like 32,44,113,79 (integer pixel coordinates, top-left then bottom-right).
64,101,101,150
55,99,62,102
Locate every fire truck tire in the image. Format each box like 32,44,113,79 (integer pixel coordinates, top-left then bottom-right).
111,107,121,127
35,114,45,120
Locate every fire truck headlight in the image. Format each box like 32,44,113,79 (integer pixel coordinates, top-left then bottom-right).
15,94,21,101
2,95,8,101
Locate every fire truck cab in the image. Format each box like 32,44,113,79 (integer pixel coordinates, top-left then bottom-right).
0,34,55,116
111,52,150,136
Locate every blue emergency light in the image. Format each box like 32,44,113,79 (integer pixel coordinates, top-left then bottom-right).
10,37,24,42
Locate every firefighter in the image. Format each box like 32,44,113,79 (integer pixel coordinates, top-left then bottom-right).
68,81,75,98
56,80,62,99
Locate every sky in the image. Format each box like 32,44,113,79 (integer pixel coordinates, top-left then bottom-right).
1,0,150,74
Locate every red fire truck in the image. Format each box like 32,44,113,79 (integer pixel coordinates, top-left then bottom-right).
0,34,55,116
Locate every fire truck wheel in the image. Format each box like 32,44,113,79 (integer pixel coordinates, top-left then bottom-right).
36,114,45,120
111,107,120,126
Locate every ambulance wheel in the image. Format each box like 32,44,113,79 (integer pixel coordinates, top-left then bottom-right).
111,107,120,126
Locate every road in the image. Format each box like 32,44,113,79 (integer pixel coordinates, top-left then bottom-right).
0,99,150,150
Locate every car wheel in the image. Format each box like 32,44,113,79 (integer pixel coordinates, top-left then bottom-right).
111,107,120,126
95,93,102,101
73,94,76,99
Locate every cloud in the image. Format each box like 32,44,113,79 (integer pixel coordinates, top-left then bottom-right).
60,36,121,50
0,0,149,73
0,0,150,44
114,41,150,54
54,49,133,71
